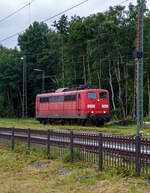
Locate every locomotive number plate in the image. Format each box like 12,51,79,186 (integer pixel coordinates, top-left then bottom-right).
87,104,95,108
102,104,108,108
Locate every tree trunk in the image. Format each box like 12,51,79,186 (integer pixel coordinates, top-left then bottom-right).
109,59,116,110
82,54,87,85
98,58,102,89
7,87,14,116
124,64,128,117
72,55,76,83
18,86,23,108
87,55,91,85
114,57,126,119
62,38,65,87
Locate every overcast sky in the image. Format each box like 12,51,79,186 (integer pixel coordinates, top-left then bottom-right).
0,0,147,49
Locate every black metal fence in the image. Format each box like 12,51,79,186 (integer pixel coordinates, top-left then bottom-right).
0,127,150,176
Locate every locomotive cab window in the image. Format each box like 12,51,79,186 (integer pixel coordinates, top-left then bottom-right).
99,92,107,99
87,92,96,99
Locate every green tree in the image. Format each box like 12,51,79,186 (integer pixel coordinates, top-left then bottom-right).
18,21,60,116
53,15,69,87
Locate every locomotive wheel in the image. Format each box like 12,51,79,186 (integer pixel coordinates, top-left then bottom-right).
61,119,65,125
80,119,86,126
69,119,72,125
48,119,53,124
43,120,47,125
96,120,104,126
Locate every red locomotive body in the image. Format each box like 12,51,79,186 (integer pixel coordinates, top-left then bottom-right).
36,88,111,125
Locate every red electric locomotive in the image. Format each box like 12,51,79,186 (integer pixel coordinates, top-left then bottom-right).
35,86,111,126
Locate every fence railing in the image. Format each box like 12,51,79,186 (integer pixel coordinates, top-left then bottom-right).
0,127,150,176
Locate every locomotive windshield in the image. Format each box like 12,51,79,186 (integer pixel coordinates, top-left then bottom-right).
99,92,107,99
87,92,96,99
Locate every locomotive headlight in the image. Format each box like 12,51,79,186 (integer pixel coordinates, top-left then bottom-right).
91,110,94,114
104,111,106,114
97,99,100,102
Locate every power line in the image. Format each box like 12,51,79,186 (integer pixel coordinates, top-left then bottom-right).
7,20,136,51
43,0,88,23
101,0,131,13
0,0,88,43
1,0,131,44
1,23,135,45
28,0,31,26
119,0,131,5
1,30,25,42
0,0,35,24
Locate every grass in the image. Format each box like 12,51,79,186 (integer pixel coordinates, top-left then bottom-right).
0,119,150,192
0,118,150,137
0,141,150,193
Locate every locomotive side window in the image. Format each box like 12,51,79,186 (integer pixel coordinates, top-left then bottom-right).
40,94,77,103
49,96,55,102
57,95,64,102
99,92,107,99
87,92,96,99
64,94,76,102
40,97,49,103
49,95,64,102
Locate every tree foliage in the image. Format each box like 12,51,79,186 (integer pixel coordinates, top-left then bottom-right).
0,4,150,119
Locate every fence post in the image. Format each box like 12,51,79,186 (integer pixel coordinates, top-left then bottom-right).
11,128,15,151
27,128,31,154
70,131,74,162
98,133,103,171
47,129,50,158
135,136,141,177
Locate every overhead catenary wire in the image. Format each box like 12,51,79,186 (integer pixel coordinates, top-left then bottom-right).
0,0,133,44
97,0,132,13
119,0,131,4
2,0,149,70
43,0,88,23
28,0,31,26
0,0,35,24
0,0,88,43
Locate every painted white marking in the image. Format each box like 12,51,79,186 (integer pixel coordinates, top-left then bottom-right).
87,104,95,108
102,104,108,108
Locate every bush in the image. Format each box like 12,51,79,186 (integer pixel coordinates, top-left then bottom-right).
144,116,150,122
111,108,122,120
125,115,133,121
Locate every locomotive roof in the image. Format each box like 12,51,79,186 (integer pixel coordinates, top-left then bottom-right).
37,89,108,97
